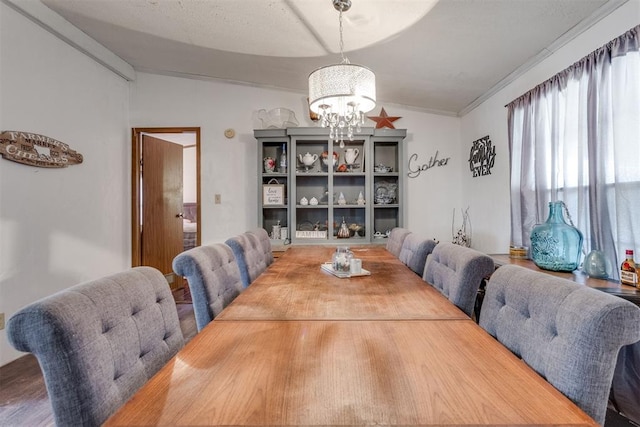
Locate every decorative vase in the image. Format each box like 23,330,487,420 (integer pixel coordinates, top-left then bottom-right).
583,250,611,279
452,207,471,247
530,201,583,272
337,218,351,239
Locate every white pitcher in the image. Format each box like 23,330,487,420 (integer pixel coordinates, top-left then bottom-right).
344,148,359,165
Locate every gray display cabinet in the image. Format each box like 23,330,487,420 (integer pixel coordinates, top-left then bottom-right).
255,127,406,245
255,129,289,243
371,129,407,241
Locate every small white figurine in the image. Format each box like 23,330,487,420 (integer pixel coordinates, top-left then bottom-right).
300,197,309,206
309,197,319,206
356,191,365,205
337,192,347,205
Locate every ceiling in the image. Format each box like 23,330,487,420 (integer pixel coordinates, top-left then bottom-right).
39,0,621,116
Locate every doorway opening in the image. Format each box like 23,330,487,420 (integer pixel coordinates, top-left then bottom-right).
131,127,201,294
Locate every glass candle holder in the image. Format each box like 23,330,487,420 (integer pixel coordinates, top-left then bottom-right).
332,246,353,273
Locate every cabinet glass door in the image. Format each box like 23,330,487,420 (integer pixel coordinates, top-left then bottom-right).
372,135,404,239
333,138,368,241
256,130,289,242
292,137,329,242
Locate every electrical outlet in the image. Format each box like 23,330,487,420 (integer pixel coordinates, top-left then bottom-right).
0,313,5,330
215,194,221,204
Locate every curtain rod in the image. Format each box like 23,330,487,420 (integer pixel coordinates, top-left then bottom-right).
505,25,639,108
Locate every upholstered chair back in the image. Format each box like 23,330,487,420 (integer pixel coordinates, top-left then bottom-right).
173,243,244,331
398,234,437,275
247,227,274,266
386,227,411,257
6,267,184,426
423,242,494,317
480,264,640,425
225,232,268,287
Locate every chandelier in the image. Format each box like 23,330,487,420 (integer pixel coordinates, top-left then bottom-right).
308,0,376,148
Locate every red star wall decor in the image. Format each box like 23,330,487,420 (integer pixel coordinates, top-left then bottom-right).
367,107,401,129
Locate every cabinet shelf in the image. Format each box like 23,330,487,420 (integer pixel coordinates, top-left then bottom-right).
335,172,366,177
294,172,328,177
256,127,406,244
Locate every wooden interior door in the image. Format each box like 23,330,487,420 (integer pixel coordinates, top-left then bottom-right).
141,135,184,286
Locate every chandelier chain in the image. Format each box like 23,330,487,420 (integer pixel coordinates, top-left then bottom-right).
308,0,375,146
339,9,347,64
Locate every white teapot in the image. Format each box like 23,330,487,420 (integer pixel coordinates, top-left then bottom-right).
344,148,359,165
298,152,318,167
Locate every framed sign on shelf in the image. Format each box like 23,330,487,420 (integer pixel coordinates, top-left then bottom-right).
263,180,285,205
295,230,328,239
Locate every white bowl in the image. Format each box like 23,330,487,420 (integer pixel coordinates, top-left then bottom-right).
322,157,338,166
258,108,299,129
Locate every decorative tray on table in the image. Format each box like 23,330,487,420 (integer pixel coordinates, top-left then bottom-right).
321,262,371,278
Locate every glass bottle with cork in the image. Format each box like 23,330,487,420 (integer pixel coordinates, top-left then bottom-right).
620,249,638,287
279,143,287,173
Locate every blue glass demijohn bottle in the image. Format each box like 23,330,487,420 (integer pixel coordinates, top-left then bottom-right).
530,201,583,272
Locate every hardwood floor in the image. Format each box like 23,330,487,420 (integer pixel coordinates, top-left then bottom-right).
0,298,195,427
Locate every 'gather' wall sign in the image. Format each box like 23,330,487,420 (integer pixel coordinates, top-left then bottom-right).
0,131,83,168
407,151,451,178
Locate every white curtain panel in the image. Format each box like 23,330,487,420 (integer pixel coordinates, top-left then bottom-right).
507,25,640,279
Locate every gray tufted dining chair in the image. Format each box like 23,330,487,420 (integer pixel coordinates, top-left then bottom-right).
422,242,494,317
385,227,412,258
247,227,274,266
6,266,184,427
225,231,269,287
480,264,640,425
173,243,244,331
398,234,438,275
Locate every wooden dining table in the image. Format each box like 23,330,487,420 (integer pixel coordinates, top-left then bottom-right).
216,246,468,321
105,246,598,426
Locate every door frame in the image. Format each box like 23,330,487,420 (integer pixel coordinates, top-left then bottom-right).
131,127,201,267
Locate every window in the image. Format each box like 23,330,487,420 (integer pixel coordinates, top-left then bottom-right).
508,26,640,280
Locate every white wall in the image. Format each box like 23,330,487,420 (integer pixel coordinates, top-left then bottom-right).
460,0,640,254
0,3,131,365
130,74,462,245
183,146,197,203
400,110,462,241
